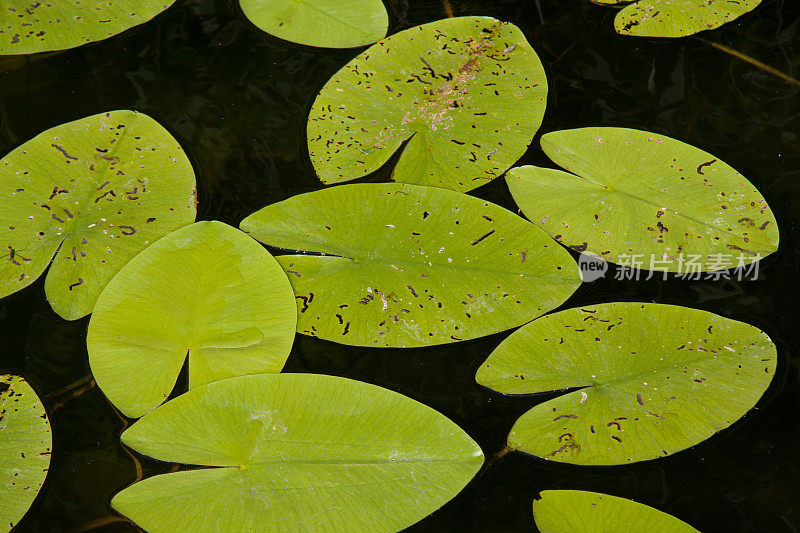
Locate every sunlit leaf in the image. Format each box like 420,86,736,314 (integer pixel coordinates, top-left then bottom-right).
477,302,775,465
307,16,547,192
533,490,700,532
0,1,177,55
0,110,196,320
614,0,762,38
506,127,778,272
240,0,388,48
240,183,580,348
87,221,296,419
0,375,51,532
111,373,484,532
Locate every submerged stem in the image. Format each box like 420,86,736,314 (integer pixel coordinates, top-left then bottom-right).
47,376,97,412
485,444,514,469
443,0,454,18
697,38,800,89
65,516,135,532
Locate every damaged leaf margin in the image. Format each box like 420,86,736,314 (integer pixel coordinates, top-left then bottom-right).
477,302,776,465
0,374,52,531
0,110,197,320
308,16,548,192
241,183,580,348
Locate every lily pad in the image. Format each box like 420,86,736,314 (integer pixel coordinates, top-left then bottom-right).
476,302,775,465
0,375,52,531
0,110,196,320
240,183,580,348
307,16,548,192
240,0,388,48
87,221,297,419
506,127,778,272
533,490,700,532
111,373,484,532
614,0,762,38
0,1,177,55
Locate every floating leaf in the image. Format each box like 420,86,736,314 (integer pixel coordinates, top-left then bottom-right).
87,221,296,418
0,375,52,531
476,302,775,465
241,183,580,348
0,110,196,320
240,0,388,48
307,16,547,192
533,490,700,532
0,1,177,55
506,127,778,272
111,373,484,532
614,0,762,38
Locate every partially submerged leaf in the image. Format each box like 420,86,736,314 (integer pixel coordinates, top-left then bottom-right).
506,127,778,272
307,16,548,192
614,0,762,38
240,0,388,48
87,221,296,419
112,373,484,532
241,183,580,348
0,375,52,531
0,110,196,320
533,490,700,532
476,302,775,465
0,1,177,55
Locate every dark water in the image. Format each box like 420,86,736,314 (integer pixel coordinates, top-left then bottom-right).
1,0,799,531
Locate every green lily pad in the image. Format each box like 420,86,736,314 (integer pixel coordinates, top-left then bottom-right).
0,110,196,320
240,0,388,48
506,127,778,272
111,373,484,532
0,375,52,531
614,0,762,38
87,221,297,419
240,183,580,348
0,1,177,55
533,490,700,532
476,302,775,465
307,16,548,192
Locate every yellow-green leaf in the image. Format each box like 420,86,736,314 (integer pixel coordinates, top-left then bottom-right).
308,16,548,192
615,0,762,38
0,110,196,320
241,183,580,348
87,221,297,419
0,375,51,532
0,1,177,55
240,0,388,48
112,373,484,532
533,490,700,532
507,127,778,272
477,302,775,465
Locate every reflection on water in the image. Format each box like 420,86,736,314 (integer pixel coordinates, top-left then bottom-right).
0,0,798,531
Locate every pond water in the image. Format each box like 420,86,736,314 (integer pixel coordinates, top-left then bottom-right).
0,0,798,531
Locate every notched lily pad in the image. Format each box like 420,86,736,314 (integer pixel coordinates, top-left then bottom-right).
241,183,580,348
1,1,178,55
477,302,776,465
87,221,297,419
240,0,388,48
533,490,700,532
614,0,762,38
111,373,484,533
0,110,196,320
0,375,52,531
507,127,778,272
308,16,548,192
